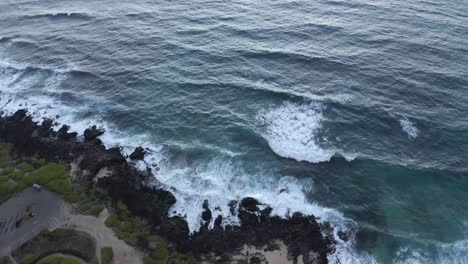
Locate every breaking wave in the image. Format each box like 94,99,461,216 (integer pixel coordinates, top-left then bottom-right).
256,101,335,163
0,57,367,262
400,117,419,139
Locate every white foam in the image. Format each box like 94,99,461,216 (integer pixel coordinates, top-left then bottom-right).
436,239,468,264
393,247,431,264
7,55,465,264
400,117,419,139
0,58,369,262
257,101,335,163
155,154,352,233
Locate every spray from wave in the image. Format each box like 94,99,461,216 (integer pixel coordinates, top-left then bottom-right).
256,101,335,163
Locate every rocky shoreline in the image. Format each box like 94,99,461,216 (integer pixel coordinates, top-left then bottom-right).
0,110,335,263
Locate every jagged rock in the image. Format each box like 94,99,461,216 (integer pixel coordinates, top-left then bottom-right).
129,146,146,160
259,206,272,222
0,110,333,263
202,200,212,222
57,125,77,140
84,125,104,141
240,197,259,212
214,215,223,228
228,200,238,215
338,230,349,241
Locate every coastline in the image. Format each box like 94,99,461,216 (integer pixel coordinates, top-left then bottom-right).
0,109,337,263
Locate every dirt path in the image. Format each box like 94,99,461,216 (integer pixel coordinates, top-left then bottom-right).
62,204,143,264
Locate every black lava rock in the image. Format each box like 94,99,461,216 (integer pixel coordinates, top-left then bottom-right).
0,110,333,263
84,125,104,141
240,197,259,212
201,200,212,222
129,146,146,160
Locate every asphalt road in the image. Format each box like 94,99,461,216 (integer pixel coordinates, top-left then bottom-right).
0,187,64,256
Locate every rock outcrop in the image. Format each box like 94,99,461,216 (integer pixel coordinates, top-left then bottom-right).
0,110,333,263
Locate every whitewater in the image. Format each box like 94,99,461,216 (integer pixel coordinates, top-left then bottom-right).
1,0,467,262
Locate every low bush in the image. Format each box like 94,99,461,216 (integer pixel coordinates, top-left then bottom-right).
20,254,35,264
101,247,114,264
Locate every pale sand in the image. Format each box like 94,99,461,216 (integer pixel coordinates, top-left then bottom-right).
235,240,304,264
62,204,143,264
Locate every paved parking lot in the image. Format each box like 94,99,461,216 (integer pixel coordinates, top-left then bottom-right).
0,187,64,256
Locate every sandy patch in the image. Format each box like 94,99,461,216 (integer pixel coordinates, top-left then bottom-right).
63,204,143,264
235,240,303,264
95,167,112,181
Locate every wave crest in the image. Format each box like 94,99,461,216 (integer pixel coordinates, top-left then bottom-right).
257,101,335,163
400,117,419,139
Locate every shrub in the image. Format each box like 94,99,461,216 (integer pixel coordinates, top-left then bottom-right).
89,205,104,216
152,245,169,262
143,256,159,264
20,163,34,173
105,213,120,228
9,170,24,181
21,254,35,264
89,257,99,264
101,247,114,264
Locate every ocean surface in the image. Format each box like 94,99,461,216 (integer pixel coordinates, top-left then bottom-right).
1,0,467,263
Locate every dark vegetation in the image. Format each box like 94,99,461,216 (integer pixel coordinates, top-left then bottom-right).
100,247,113,264
12,229,95,263
0,143,104,216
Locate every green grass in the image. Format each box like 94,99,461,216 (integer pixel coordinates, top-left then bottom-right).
37,255,82,264
89,257,99,264
101,247,114,264
0,143,105,213
20,254,35,264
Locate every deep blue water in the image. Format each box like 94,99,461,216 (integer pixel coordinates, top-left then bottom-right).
1,0,468,263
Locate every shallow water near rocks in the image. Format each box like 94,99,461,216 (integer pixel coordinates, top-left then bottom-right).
1,0,468,263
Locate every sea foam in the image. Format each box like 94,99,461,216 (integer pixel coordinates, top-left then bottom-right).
400,117,419,139
257,101,335,163
0,56,397,264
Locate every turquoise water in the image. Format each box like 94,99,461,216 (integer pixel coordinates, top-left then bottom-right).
1,0,468,263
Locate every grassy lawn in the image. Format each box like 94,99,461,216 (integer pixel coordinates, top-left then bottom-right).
37,255,82,264
101,247,113,264
1,142,202,263
0,143,104,215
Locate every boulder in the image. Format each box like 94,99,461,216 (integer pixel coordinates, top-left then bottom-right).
129,146,146,160
84,125,104,141
201,200,212,222
57,125,77,140
240,197,259,212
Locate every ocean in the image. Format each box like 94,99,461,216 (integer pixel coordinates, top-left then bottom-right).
1,0,467,263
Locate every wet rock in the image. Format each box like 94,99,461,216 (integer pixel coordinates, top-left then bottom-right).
84,125,104,141
57,125,77,140
337,230,349,241
0,110,333,263
129,146,146,160
259,206,272,223
213,215,223,228
202,200,212,222
240,197,259,212
238,209,259,226
228,200,238,215
36,119,54,137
